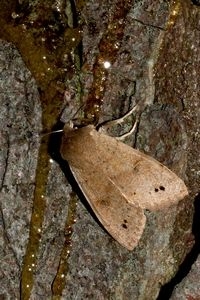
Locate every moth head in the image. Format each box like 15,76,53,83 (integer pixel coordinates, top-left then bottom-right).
63,120,75,134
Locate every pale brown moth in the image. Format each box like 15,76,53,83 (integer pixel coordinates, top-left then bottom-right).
60,116,188,250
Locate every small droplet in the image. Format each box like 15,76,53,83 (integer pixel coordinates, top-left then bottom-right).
103,61,111,69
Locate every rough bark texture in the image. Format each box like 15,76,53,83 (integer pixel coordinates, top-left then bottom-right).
170,254,200,299
0,0,199,299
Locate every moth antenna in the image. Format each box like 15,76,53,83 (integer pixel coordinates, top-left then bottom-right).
40,129,64,138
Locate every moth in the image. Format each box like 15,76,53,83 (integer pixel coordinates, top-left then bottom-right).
60,117,188,250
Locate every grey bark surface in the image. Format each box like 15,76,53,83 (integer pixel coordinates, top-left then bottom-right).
0,0,199,299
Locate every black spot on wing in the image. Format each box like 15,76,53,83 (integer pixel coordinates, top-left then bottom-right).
121,219,128,229
154,185,166,193
159,185,165,191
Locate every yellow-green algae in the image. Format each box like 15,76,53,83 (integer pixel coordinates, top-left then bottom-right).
21,138,49,300
0,1,82,299
51,192,78,297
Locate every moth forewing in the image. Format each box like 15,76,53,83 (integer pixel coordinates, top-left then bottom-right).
60,124,188,250
121,157,189,211
93,139,189,211
74,127,188,210
70,166,146,250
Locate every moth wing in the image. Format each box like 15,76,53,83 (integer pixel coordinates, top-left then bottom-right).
70,165,146,251
94,131,188,211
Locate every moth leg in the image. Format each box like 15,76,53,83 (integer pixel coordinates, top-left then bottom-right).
116,117,139,141
99,104,139,140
